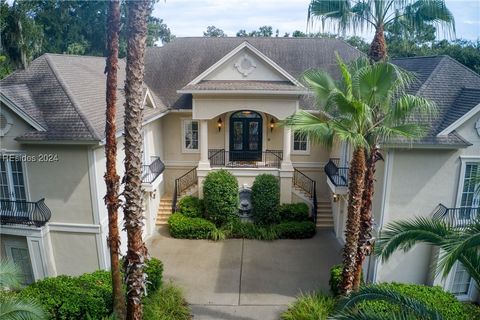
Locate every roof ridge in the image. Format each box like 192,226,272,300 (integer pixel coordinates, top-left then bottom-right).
392,55,446,60
44,54,100,140
439,54,480,77
45,52,107,59
415,57,446,96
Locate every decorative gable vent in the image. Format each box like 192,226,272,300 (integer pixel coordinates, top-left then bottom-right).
0,111,13,137
234,54,256,77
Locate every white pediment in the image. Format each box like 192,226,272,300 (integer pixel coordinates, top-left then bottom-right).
187,41,303,87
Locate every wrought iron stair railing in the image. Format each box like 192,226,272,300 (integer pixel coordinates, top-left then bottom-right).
0,198,51,227
293,168,318,224
325,158,349,187
432,204,479,228
142,156,165,184
208,149,283,168
172,167,198,213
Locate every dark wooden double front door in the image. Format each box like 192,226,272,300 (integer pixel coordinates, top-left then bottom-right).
229,111,262,161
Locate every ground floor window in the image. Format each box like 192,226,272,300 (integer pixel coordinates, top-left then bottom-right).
450,262,472,296
292,132,309,154
182,119,199,153
5,240,34,285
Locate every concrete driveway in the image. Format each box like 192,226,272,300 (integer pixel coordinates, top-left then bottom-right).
147,227,342,320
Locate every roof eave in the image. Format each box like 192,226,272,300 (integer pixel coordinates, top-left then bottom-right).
177,89,309,95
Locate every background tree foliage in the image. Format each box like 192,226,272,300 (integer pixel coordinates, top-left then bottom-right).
0,0,174,78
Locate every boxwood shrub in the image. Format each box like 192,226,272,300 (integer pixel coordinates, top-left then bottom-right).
203,170,239,226
279,203,310,222
177,195,204,218
20,270,113,319
168,213,217,239
144,257,163,293
358,282,475,320
251,174,280,225
274,221,316,239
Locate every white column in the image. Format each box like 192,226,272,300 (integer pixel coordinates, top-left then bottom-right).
282,126,293,169
198,120,210,167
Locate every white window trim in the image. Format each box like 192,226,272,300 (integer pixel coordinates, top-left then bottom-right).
181,118,200,154
1,151,30,201
291,132,310,155
4,239,34,285
445,261,476,301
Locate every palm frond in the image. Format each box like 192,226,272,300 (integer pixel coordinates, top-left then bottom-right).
0,295,46,320
389,94,437,124
457,250,480,286
303,68,337,107
308,0,358,35
335,285,443,320
375,217,455,261
284,111,335,148
0,259,22,290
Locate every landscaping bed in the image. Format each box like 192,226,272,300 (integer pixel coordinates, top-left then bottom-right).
168,171,316,241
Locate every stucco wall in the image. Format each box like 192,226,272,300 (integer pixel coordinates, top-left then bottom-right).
0,105,34,150
49,231,99,276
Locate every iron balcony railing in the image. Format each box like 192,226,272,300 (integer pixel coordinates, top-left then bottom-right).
0,198,51,227
433,204,479,228
325,158,349,187
293,168,318,224
142,156,165,184
172,167,198,213
208,149,283,168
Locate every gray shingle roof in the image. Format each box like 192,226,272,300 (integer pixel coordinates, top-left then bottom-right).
391,55,480,146
1,84,47,128
438,88,480,133
181,80,304,92
145,37,363,109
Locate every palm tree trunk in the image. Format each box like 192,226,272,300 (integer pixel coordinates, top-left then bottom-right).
341,148,367,295
352,146,379,291
368,24,387,62
104,0,125,318
124,1,149,319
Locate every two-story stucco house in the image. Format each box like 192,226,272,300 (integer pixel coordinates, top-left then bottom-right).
0,37,478,301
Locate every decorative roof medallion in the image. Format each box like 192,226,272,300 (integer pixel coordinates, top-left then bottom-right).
475,118,480,137
234,55,256,77
0,111,13,137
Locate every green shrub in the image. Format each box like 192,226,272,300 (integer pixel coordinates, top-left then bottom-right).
177,196,204,218
274,221,316,239
203,170,239,226
329,264,343,296
222,218,278,240
358,283,474,320
281,292,336,320
168,213,217,239
463,303,480,319
145,257,163,293
279,203,310,222
143,283,191,320
251,174,280,225
20,271,113,319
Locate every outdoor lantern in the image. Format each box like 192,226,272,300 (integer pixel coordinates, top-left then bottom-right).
270,118,275,132
217,117,222,132
333,193,339,202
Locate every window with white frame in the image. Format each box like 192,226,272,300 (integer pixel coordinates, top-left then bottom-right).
292,132,309,154
182,119,199,153
0,158,27,202
450,263,472,297
5,240,34,285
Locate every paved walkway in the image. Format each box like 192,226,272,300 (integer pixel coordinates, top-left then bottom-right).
147,227,342,320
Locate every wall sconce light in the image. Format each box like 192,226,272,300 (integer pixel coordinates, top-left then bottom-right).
270,118,275,132
217,117,223,132
333,193,339,202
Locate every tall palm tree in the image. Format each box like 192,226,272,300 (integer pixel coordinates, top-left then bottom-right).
376,217,480,285
104,0,125,318
123,0,150,318
307,0,455,61
287,56,435,294
0,259,46,320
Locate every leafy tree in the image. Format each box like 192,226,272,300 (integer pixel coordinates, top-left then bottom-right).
123,0,150,317
236,25,274,37
203,25,227,37
307,0,455,61
0,259,46,320
376,217,480,285
286,56,435,294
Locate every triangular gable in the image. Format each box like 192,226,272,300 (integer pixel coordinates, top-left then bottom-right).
0,90,46,132
187,41,304,87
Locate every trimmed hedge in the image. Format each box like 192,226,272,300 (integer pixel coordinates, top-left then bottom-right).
279,203,310,222
203,170,239,226
177,196,204,218
168,213,217,239
358,283,476,320
275,221,316,239
20,270,113,319
251,174,280,225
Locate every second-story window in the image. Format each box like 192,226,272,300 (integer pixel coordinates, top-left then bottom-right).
292,132,309,154
0,157,27,202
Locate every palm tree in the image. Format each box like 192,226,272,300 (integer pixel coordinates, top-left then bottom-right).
333,285,443,319
307,0,455,61
287,56,435,294
123,0,150,318
104,0,125,318
0,259,46,320
376,217,480,285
